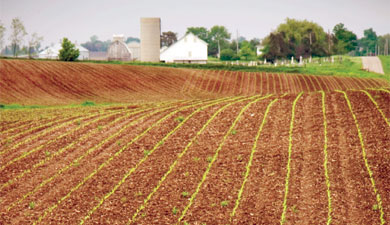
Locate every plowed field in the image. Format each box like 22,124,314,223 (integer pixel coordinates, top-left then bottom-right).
1,59,390,224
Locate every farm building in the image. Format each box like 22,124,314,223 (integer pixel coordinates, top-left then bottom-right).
107,35,132,61
127,41,140,60
140,17,161,62
38,44,89,60
160,33,208,63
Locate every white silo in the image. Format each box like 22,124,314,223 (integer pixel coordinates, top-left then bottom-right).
140,17,161,62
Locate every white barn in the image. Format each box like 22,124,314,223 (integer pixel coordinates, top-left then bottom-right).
160,33,208,64
38,43,89,60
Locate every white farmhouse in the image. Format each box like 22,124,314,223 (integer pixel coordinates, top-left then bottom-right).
38,43,89,60
160,33,208,64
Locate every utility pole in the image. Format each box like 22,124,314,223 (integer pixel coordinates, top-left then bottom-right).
386,38,389,56
236,30,239,55
328,29,331,56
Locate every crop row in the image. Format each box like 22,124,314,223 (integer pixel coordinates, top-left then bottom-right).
1,90,389,224
181,70,389,97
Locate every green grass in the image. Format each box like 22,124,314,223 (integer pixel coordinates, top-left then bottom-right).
80,56,387,80
379,56,390,77
0,101,113,110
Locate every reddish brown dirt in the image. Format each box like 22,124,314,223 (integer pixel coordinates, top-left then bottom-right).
180,98,273,224
346,90,390,223
1,59,390,224
133,100,254,224
232,95,293,224
325,92,380,224
283,93,328,224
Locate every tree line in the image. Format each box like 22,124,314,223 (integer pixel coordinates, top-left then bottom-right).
1,17,388,61
261,18,389,62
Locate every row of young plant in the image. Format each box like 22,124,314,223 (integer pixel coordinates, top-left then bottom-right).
0,106,149,191
82,95,248,224
0,108,135,173
0,113,96,156
29,97,237,224
5,100,191,212
337,90,385,224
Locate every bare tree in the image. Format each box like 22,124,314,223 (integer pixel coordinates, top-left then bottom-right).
0,20,6,55
9,18,27,57
28,33,43,58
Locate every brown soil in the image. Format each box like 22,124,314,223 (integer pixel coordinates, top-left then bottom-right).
1,59,390,224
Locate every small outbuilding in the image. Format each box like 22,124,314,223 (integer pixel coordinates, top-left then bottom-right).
160,33,208,64
38,43,89,60
107,35,132,61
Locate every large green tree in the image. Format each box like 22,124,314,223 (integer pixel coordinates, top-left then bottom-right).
209,25,231,58
359,28,378,55
59,38,79,61
261,18,328,60
161,31,177,47
332,23,357,54
186,27,210,43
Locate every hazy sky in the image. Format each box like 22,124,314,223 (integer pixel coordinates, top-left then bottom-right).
1,0,389,47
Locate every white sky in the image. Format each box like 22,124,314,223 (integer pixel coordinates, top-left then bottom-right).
1,0,389,48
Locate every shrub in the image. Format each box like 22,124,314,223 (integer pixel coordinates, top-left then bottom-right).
59,38,80,61
220,49,235,61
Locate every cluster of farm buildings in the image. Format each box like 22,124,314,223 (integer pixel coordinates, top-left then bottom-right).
38,18,208,64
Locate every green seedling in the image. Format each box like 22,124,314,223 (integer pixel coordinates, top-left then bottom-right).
175,116,185,122
135,191,143,197
172,206,178,215
73,162,80,167
184,171,190,177
181,191,189,197
206,156,213,163
117,141,121,146
183,221,189,225
158,140,164,146
372,204,379,211
231,129,237,135
29,201,35,209
144,150,151,156
76,120,81,126
292,205,298,213
193,157,200,162
221,200,229,207
98,126,102,131
45,151,51,157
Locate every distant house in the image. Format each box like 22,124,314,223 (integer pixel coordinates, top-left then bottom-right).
38,43,89,60
107,35,132,61
160,33,208,64
256,44,263,56
127,41,140,60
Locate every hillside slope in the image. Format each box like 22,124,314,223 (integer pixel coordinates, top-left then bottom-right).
0,59,389,105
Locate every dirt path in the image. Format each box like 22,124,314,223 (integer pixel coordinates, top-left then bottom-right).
362,56,385,75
